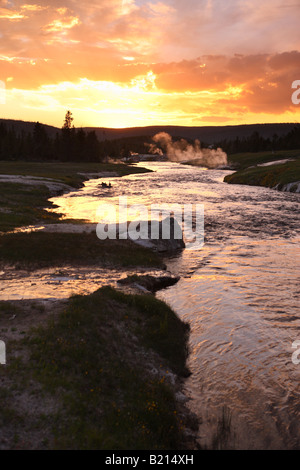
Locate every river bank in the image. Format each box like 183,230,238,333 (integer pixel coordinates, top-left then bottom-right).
0,161,198,450
0,160,153,233
224,149,300,192
0,287,199,450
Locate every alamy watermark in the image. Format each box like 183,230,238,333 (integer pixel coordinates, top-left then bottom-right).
0,340,6,365
0,80,5,104
96,197,204,251
291,80,300,105
291,340,300,365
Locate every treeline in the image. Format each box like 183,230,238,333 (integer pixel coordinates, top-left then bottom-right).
215,125,300,154
0,111,300,162
0,121,130,162
0,111,152,162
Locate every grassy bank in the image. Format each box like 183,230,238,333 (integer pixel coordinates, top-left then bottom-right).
226,149,300,170
224,150,300,190
224,157,300,190
0,161,151,232
0,160,152,188
0,287,191,449
0,232,165,269
0,182,63,232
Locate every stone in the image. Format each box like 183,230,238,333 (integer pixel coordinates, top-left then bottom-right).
128,216,185,252
118,274,180,293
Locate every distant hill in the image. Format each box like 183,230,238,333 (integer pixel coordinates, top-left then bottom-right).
0,118,59,138
81,123,299,144
0,118,298,144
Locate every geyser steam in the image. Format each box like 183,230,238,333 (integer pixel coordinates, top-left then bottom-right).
148,132,227,169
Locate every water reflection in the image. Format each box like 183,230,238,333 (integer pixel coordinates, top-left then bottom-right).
157,235,300,449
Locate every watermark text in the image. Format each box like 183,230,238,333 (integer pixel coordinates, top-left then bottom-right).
291,80,300,105
0,340,6,365
96,197,204,250
291,340,300,365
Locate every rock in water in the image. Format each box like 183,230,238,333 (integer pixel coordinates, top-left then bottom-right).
118,274,180,293
128,216,185,252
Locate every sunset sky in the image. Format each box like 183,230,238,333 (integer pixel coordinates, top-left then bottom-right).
0,0,300,128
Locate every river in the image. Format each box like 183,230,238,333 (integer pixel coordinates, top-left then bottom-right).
48,161,300,449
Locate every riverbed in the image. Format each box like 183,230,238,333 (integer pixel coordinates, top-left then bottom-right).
7,161,300,449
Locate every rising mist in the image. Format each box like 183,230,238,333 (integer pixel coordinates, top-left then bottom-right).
147,132,228,169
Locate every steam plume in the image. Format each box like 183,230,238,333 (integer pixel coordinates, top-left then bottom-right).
149,132,227,169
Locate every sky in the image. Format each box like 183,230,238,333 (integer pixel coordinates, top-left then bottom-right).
0,0,300,128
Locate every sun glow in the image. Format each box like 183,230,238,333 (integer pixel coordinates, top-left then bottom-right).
0,0,299,128
2,73,299,129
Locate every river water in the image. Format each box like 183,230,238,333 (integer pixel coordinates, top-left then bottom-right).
49,161,300,449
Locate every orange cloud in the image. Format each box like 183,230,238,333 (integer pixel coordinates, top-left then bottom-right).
43,16,81,33
0,0,299,127
0,7,26,19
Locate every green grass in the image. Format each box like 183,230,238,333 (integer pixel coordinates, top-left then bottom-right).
0,231,165,269
0,182,63,232
224,158,300,190
0,161,152,232
0,161,152,188
2,287,190,449
227,149,300,171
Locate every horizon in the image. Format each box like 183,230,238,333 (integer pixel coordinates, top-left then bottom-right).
0,1,300,128
1,116,299,132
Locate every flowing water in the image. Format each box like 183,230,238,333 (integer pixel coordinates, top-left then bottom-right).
41,162,300,448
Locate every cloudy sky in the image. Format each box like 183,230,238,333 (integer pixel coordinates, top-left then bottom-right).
0,0,300,128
